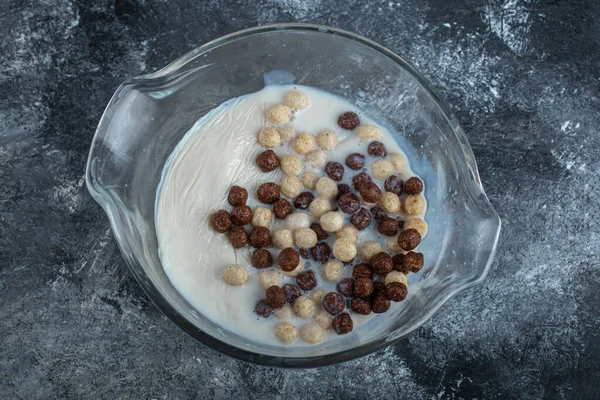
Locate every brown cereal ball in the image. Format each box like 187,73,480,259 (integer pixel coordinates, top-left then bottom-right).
317,130,338,151
311,242,332,262
404,195,426,215
267,104,291,124
256,149,279,172
358,241,382,261
310,222,329,241
379,192,401,213
257,182,280,204
280,174,302,198
228,226,248,248
296,270,317,290
367,141,387,157
273,198,293,219
386,282,408,302
294,192,314,209
275,322,298,344
266,286,286,308
378,215,400,236
294,132,316,155
324,162,345,182
385,271,408,286
355,125,381,141
272,228,294,249
211,210,232,233
352,171,373,190
336,183,351,199
255,300,274,318
283,284,302,304
301,172,319,189
404,218,427,238
322,292,345,315
278,247,300,271
309,197,332,218
316,177,338,199
294,295,316,318
284,90,309,110
371,160,394,179
404,177,424,195
259,270,281,289
322,260,343,282
350,298,372,315
345,153,365,170
283,261,304,277
392,253,407,273
249,226,271,248
286,212,311,230
294,228,318,248
404,251,425,273
277,125,295,142
390,152,406,171
228,186,248,206
231,205,253,225
371,252,393,275
373,281,386,295
336,278,354,298
313,309,332,330
252,207,272,228
251,249,273,269
280,155,302,175
371,295,391,313
359,181,382,203
332,312,353,334
352,264,373,280
350,207,372,230
338,112,360,130
305,149,328,168
222,264,248,286
370,206,384,220
332,238,357,262
384,176,404,196
336,225,359,243
397,229,421,251
299,323,323,344
338,193,361,214
354,277,374,298
257,127,281,148
320,211,344,232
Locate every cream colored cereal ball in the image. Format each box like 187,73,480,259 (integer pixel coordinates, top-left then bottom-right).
404,195,426,215
267,104,291,125
356,125,381,141
294,133,315,155
252,207,273,228
280,155,302,175
257,127,281,148
390,152,406,172
332,238,357,262
322,260,343,282
312,289,326,305
301,172,319,189
222,264,248,286
282,260,305,277
294,228,318,248
275,322,298,344
359,241,382,261
316,177,338,199
272,228,294,249
313,309,332,330
386,235,403,253
277,125,295,142
305,149,328,168
258,270,280,289
286,212,311,230
316,130,338,151
404,218,428,237
385,271,408,286
280,174,302,198
336,225,359,243
320,211,344,232
380,192,401,213
371,160,394,179
294,296,316,318
284,90,309,110
274,304,294,320
309,197,332,218
299,323,323,344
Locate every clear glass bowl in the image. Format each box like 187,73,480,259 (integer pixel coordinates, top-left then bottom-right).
86,23,500,367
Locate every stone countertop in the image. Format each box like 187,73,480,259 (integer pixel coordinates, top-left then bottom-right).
1,0,599,398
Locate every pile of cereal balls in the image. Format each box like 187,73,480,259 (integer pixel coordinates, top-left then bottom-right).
210,89,427,345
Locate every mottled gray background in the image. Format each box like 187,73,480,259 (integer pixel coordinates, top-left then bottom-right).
1,0,599,399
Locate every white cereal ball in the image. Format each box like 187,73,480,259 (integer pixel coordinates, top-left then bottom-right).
313,309,332,330
267,104,291,125
322,260,343,282
252,207,273,227
404,195,426,215
301,171,319,189
390,152,406,172
274,304,294,320
332,238,357,262
294,296,316,318
277,125,295,142
294,133,316,155
336,225,359,243
371,160,394,179
355,125,381,141
359,241,382,261
312,289,326,305
257,127,281,148
222,264,248,286
272,228,294,249
286,212,311,230
316,130,338,151
309,197,332,218
284,90,309,110
305,149,328,168
386,235,403,253
275,322,298,344
280,174,302,198
320,211,344,232
299,323,323,344
404,218,428,238
294,228,318,248
380,192,401,213
280,155,302,175
385,271,408,286
259,270,280,289
283,260,305,277
316,177,338,199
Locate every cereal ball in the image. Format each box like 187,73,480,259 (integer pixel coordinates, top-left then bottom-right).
300,323,323,344
352,263,373,279
296,270,317,290
358,241,382,262
305,149,328,168
266,286,287,308
380,192,401,213
404,218,427,238
385,271,408,286
405,177,424,194
359,182,382,203
299,248,309,259
294,228,318,248
355,125,381,140
322,260,343,282
274,304,294,320
278,247,300,272
350,207,372,230
345,153,365,170
252,207,273,228
338,193,361,214
231,205,253,225
368,141,387,157
275,322,298,344
316,177,338,199
371,160,394,179
228,186,248,206
371,295,391,313
309,197,332,218
294,192,314,210
384,176,404,196
372,252,394,275
390,152,406,172
322,292,345,315
378,216,400,236
351,298,372,315
254,300,273,318
311,242,332,262
373,281,386,295
386,234,403,253
222,264,248,286
281,155,302,175
284,90,309,110
257,127,281,148
336,278,354,297
301,171,319,189
338,112,360,130
310,222,329,241
256,149,279,172
395,251,424,273
332,238,357,262
283,284,302,303
286,212,311,230
352,171,373,191
294,296,316,318
280,175,303,198
272,228,294,249
313,309,332,330
320,211,344,233
386,282,408,302
354,277,374,298
336,183,351,198
282,260,305,277
294,133,315,155
273,198,293,219
317,130,338,151
211,210,232,233
277,125,295,142
312,289,327,305
257,182,280,204
332,312,353,334
324,162,345,182
267,104,291,125
370,206,385,220
248,226,271,248
336,225,359,243
251,249,273,269
259,270,281,289
404,195,426,215
228,226,248,248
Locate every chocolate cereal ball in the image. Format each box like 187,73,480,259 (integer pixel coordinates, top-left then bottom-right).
338,112,360,130
371,252,393,275
336,183,351,199
248,226,271,248
355,125,381,141
332,312,353,334
266,286,286,308
386,282,408,302
359,181,382,203
273,198,293,219
404,177,424,194
296,270,317,290
256,150,279,172
310,223,329,241
211,210,232,233
278,247,300,272
352,263,373,280
257,182,280,204
231,205,253,225
350,207,372,230
384,175,403,196
336,278,354,298
404,251,425,273
351,298,372,315
283,284,302,304
345,153,365,170
352,172,372,191
322,292,345,315
294,192,314,209
370,206,385,220
324,161,345,182
254,300,273,318
228,226,248,248
397,229,421,251
371,295,391,314
311,242,332,262
228,186,248,206
378,215,400,236
354,277,374,298
251,249,273,269
367,141,387,157
338,193,361,214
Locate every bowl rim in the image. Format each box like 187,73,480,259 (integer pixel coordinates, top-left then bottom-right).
86,22,501,368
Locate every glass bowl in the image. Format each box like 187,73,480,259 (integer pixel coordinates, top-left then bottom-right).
85,23,501,367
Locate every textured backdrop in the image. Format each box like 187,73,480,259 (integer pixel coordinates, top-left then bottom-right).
1,0,599,398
